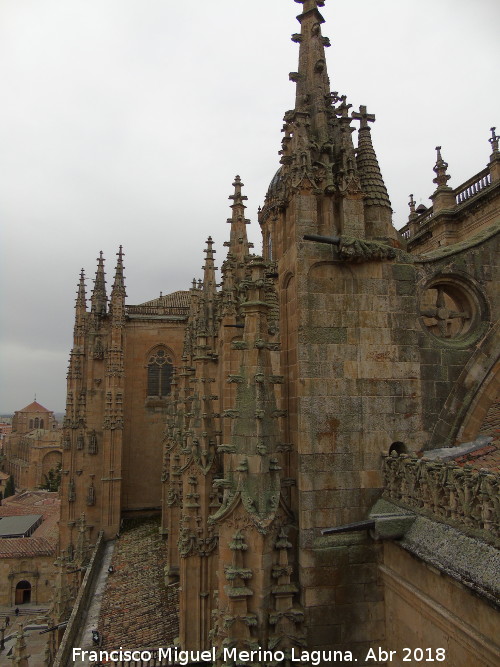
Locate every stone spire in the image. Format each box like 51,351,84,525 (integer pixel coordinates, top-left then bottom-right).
76,269,87,311
291,0,331,135
111,245,126,299
110,245,126,324
90,251,107,316
73,269,87,339
352,104,397,240
202,236,217,295
226,175,251,262
352,105,391,210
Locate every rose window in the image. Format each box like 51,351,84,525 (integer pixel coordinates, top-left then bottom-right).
419,277,484,342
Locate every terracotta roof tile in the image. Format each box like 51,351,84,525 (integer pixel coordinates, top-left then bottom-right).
17,401,52,413
453,443,500,472
138,290,190,309
0,491,59,557
453,395,500,472
0,536,54,558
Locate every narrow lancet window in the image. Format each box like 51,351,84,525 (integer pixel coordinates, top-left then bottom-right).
147,348,173,397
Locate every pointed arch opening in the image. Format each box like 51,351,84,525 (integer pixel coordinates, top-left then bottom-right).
147,347,174,398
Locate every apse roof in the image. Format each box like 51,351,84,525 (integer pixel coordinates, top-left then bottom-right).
17,401,51,413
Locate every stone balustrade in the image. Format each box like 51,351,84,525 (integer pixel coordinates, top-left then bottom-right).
382,453,499,541
455,168,491,205
125,305,188,317
399,164,495,241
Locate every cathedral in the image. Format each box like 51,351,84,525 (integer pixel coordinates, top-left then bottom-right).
53,1,499,665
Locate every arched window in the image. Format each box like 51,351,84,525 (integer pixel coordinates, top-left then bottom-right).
40,419,44,429
147,348,173,398
34,417,39,428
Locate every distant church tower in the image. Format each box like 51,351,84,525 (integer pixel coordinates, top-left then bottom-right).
59,248,190,551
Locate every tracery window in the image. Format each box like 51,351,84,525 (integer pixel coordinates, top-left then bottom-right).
147,348,173,398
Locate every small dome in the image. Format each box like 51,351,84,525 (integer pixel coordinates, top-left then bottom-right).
266,167,284,199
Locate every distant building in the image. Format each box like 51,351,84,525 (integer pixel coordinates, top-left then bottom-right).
0,490,60,606
0,421,13,447
11,401,58,433
4,401,62,490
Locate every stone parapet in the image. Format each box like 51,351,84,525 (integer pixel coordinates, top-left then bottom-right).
53,531,105,667
382,453,499,543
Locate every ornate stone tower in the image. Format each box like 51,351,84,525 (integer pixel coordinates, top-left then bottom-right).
60,247,189,552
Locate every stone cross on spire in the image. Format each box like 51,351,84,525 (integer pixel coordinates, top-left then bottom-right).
351,105,376,129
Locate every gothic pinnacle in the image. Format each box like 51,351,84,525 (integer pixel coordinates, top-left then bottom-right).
90,251,107,316
76,269,87,309
202,236,217,294
292,0,331,120
111,245,126,298
227,175,251,260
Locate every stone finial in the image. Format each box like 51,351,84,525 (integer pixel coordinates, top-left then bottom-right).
408,194,416,214
489,126,499,153
228,175,248,210
433,146,451,189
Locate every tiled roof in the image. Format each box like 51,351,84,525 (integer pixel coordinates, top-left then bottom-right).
453,443,500,472
454,397,500,472
0,491,59,558
0,536,54,558
17,401,51,413
138,290,190,309
99,518,179,649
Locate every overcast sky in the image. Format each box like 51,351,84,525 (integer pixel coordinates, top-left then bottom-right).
1,0,499,414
